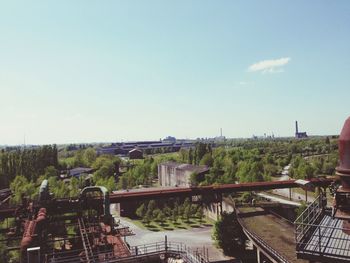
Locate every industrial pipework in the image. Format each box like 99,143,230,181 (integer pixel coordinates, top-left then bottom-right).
38,179,50,203
334,117,350,233
80,186,111,221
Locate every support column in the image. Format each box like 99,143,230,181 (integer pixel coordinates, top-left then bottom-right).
305,190,308,202
256,247,261,263
289,188,292,200
216,203,221,220
219,194,223,215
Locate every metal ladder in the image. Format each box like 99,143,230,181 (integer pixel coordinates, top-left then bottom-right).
78,217,96,263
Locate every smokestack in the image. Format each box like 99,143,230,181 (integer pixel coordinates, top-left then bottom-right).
295,121,299,134
220,128,222,137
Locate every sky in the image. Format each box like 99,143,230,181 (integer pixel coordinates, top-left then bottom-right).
1,1,350,145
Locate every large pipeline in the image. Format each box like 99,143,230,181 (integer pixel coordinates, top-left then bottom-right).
20,208,47,261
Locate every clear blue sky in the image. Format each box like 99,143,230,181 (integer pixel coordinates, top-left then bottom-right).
1,1,350,145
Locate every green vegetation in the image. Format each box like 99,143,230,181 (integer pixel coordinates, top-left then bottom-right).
0,145,58,187
0,136,339,208
0,137,340,260
0,137,339,204
289,153,338,179
213,211,245,256
132,198,209,231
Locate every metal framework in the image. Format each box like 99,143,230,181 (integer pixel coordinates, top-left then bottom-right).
78,217,96,263
295,193,350,262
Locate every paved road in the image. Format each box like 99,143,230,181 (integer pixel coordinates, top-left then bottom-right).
270,165,315,203
257,192,301,206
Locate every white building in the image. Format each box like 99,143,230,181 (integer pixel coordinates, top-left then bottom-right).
158,161,209,187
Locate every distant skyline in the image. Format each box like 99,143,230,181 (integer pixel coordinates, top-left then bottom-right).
1,1,350,145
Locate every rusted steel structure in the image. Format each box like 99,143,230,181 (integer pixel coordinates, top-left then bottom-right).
20,208,47,261
0,178,333,220
333,116,350,233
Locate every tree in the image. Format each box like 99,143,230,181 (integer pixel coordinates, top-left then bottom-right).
143,210,152,226
184,204,191,223
188,148,194,164
213,212,245,256
196,206,204,224
74,150,85,167
171,207,178,223
190,172,200,186
10,175,37,204
200,153,214,167
136,203,146,219
83,148,97,166
153,208,161,220
145,200,157,222
157,211,166,226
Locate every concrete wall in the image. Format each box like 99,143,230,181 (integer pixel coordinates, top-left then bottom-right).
204,201,235,221
158,165,191,187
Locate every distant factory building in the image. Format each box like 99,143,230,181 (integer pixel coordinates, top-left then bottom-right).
128,148,143,159
163,136,176,143
295,121,308,139
158,162,209,187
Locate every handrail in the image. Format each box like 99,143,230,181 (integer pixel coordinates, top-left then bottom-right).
45,239,209,263
233,202,290,263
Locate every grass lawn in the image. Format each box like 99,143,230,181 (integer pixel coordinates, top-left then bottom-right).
123,216,214,232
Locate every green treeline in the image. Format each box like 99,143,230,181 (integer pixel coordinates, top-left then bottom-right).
0,145,58,187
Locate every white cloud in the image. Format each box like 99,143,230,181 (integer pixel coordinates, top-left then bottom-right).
248,57,291,73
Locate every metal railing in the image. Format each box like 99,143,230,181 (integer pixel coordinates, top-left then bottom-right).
44,239,209,263
233,202,290,263
294,193,325,245
293,192,350,260
238,218,290,263
127,239,209,263
294,215,350,260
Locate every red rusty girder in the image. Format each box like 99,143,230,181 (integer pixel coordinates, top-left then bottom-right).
0,178,334,219
107,177,334,203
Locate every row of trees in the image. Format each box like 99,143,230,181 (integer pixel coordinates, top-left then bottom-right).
135,198,204,226
0,145,58,187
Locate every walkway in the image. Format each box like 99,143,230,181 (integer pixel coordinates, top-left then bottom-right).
237,207,307,263
118,217,231,262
